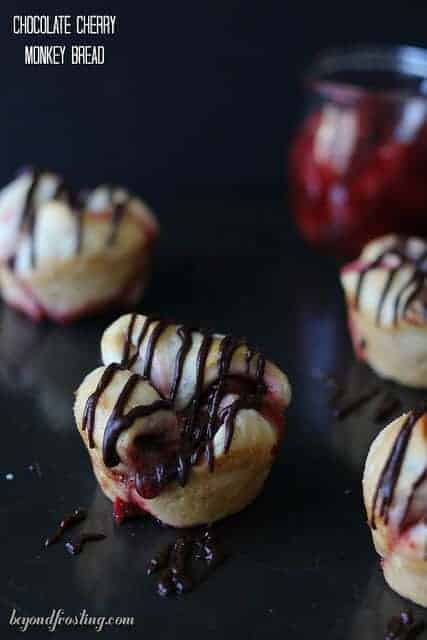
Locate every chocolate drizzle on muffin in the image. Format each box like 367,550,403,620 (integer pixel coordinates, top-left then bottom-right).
82,314,268,499
8,168,134,270
106,186,131,246
371,408,427,531
354,238,427,326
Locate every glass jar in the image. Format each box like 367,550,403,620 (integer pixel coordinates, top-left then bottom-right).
289,45,427,256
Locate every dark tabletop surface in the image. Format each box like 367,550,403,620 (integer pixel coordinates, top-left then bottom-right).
0,192,426,639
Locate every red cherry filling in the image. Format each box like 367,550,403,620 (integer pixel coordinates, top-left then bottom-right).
113,497,141,524
122,376,283,501
129,428,182,499
290,107,427,256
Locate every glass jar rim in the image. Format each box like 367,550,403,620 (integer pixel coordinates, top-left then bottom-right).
306,44,427,102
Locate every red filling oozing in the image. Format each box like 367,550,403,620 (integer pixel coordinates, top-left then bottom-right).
113,497,142,525
112,377,284,518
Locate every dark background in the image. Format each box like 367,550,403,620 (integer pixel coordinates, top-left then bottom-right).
1,1,427,203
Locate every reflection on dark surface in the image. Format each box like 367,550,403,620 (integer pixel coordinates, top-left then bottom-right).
0,305,103,431
1,194,426,639
329,360,423,471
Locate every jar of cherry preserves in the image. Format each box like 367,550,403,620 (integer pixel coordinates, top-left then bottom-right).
289,46,427,256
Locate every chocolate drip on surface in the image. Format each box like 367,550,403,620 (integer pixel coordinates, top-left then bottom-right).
147,544,172,576
157,537,194,596
385,610,425,640
44,508,87,547
147,529,227,596
354,239,427,326
371,409,424,529
65,533,106,556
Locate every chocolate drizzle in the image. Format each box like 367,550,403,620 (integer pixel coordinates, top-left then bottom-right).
124,314,160,368
82,363,122,448
171,332,266,484
7,169,134,270
121,312,138,366
83,315,270,499
143,320,168,379
169,326,193,402
371,409,425,529
44,508,87,547
147,529,227,596
106,188,131,246
65,533,106,556
354,238,427,326
194,335,247,471
222,350,266,453
103,376,170,468
7,168,42,270
385,610,425,640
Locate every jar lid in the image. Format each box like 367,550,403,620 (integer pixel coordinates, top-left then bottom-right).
307,45,427,103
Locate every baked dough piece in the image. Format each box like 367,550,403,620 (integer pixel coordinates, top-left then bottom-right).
0,168,158,322
341,235,427,388
75,313,292,527
363,409,427,607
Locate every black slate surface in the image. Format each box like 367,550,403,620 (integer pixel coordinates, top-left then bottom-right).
0,192,425,639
